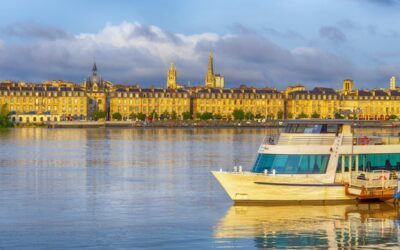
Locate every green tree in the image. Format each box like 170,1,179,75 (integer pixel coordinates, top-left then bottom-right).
311,112,321,119
334,112,344,119
160,111,170,120
245,111,254,120
171,111,177,120
286,113,293,119
150,110,159,120
195,113,202,119
182,111,191,120
232,109,245,120
213,113,223,120
136,112,147,121
297,112,308,119
200,112,213,120
389,114,398,120
91,111,107,121
277,110,284,119
0,104,12,127
129,113,137,120
255,113,264,119
112,112,122,121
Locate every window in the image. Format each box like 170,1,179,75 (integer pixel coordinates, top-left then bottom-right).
252,154,330,174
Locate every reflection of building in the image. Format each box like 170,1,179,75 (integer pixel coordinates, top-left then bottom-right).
214,204,399,249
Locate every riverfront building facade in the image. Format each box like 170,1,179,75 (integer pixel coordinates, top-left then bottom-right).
0,54,400,122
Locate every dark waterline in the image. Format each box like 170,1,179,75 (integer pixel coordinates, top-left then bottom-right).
0,128,399,249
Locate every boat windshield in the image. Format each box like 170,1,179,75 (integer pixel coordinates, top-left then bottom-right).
252,154,330,174
284,124,340,134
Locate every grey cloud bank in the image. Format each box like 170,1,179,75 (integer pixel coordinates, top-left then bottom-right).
0,21,397,89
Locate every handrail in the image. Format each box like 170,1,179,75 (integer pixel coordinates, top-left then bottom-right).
261,134,400,146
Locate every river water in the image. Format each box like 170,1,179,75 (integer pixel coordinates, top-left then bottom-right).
0,128,399,249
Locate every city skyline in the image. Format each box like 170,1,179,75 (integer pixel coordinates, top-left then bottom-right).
1,0,400,89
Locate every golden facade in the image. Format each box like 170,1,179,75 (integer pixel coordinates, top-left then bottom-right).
193,87,283,119
109,87,191,120
0,81,87,122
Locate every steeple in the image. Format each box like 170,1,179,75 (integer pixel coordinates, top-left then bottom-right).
205,50,215,88
166,63,177,89
92,61,97,75
92,61,98,83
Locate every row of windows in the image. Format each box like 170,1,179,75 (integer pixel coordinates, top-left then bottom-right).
115,93,189,98
1,91,85,97
252,154,330,174
198,94,280,99
338,154,400,172
114,99,188,105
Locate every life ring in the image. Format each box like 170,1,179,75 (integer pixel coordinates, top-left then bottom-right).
378,175,387,180
360,136,369,145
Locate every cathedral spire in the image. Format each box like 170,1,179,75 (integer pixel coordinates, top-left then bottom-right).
92,61,98,75
205,50,215,88
167,63,177,89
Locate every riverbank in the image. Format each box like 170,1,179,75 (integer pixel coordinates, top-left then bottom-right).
11,119,400,128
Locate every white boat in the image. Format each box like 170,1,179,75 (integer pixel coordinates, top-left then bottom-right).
212,121,400,204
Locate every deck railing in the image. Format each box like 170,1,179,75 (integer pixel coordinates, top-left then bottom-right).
261,134,336,146
350,171,397,189
261,134,400,147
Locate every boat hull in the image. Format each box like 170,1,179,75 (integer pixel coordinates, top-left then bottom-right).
212,171,364,204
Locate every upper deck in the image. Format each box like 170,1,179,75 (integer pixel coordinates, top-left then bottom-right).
260,120,400,149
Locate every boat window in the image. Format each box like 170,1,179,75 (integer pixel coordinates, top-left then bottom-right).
357,154,400,171
284,124,339,134
252,154,330,174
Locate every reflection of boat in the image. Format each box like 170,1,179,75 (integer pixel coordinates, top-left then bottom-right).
214,204,399,249
212,120,400,204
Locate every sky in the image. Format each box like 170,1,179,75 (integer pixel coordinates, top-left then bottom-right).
0,0,400,89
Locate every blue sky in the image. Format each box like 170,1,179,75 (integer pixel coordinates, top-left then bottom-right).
0,0,400,89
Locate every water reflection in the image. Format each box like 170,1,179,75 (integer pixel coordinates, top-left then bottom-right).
215,203,400,249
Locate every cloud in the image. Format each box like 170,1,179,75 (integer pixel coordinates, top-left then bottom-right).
319,26,347,44
1,21,72,41
0,21,392,89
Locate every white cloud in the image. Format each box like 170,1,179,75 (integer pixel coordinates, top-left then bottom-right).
0,21,391,88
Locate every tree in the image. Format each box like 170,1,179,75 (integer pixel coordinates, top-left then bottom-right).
232,109,245,120
334,112,344,119
171,111,177,120
195,113,202,120
311,112,320,119
0,104,12,127
200,112,213,120
245,111,254,120
389,114,398,120
213,113,223,120
136,112,146,121
160,111,170,120
255,113,265,119
297,112,308,119
129,113,137,120
277,110,284,119
150,110,159,120
112,112,122,121
182,111,191,120
91,111,107,121
286,113,293,119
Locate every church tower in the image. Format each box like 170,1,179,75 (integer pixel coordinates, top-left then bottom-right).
390,76,396,90
342,79,353,94
166,63,177,89
204,51,215,88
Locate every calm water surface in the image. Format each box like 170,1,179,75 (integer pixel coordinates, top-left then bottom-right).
0,128,399,249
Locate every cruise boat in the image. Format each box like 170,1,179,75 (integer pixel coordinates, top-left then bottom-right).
212,120,400,204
